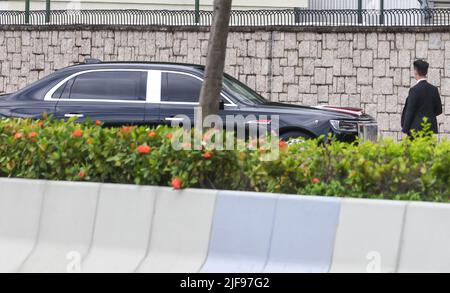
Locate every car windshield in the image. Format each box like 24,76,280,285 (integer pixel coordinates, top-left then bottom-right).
223,74,268,105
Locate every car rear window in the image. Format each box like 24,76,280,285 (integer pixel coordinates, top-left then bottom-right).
52,78,75,100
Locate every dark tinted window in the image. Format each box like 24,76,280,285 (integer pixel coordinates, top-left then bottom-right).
223,74,267,105
52,78,75,100
68,71,146,101
52,83,65,99
161,72,202,103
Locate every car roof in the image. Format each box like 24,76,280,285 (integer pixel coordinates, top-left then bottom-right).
66,61,206,72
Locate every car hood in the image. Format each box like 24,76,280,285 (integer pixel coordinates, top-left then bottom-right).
252,102,368,120
312,105,364,117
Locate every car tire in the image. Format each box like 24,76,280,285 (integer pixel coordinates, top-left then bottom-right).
280,130,313,143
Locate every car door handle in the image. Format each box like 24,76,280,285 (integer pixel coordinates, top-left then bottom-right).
64,113,84,118
165,117,185,122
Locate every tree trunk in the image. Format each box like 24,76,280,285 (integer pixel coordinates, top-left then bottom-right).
198,0,233,125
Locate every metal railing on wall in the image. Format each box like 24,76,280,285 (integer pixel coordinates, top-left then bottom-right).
0,8,448,26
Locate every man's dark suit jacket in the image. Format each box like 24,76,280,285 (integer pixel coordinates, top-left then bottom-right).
401,80,443,135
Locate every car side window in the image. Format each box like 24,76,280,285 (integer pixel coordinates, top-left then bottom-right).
52,78,75,100
63,71,147,101
161,72,202,103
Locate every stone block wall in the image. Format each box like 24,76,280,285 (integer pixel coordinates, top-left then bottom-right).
0,26,449,139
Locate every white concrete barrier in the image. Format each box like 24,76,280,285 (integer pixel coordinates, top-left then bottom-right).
200,191,278,273
263,196,340,273
1,178,449,273
398,202,450,273
20,181,100,273
82,184,157,273
137,188,217,273
0,178,46,273
330,199,406,273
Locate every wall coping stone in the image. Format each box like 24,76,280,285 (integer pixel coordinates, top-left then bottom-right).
1,24,450,33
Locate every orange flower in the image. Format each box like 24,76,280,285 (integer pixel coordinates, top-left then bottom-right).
148,131,157,138
202,152,213,159
171,177,182,190
14,132,23,140
72,129,83,138
78,171,86,178
166,133,173,139
38,121,44,129
312,178,321,184
95,120,102,126
121,126,132,134
28,132,38,139
279,140,288,150
137,144,151,154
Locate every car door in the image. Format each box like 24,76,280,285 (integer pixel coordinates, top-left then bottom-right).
159,71,201,126
158,71,237,128
52,70,151,126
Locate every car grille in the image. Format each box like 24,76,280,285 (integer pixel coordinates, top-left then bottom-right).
358,122,378,142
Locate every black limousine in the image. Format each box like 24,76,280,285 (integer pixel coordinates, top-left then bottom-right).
0,60,377,142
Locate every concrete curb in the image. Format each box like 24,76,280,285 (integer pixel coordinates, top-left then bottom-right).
398,202,450,273
264,196,340,273
0,179,449,273
330,199,406,273
137,188,217,273
0,178,45,273
200,191,278,273
82,184,157,273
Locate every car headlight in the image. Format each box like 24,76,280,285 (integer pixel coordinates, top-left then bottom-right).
330,120,358,132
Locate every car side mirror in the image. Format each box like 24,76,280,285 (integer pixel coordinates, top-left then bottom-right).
219,99,225,111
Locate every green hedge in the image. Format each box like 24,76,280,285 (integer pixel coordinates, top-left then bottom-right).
0,118,449,202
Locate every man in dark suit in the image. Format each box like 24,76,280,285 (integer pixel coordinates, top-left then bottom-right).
401,60,443,136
